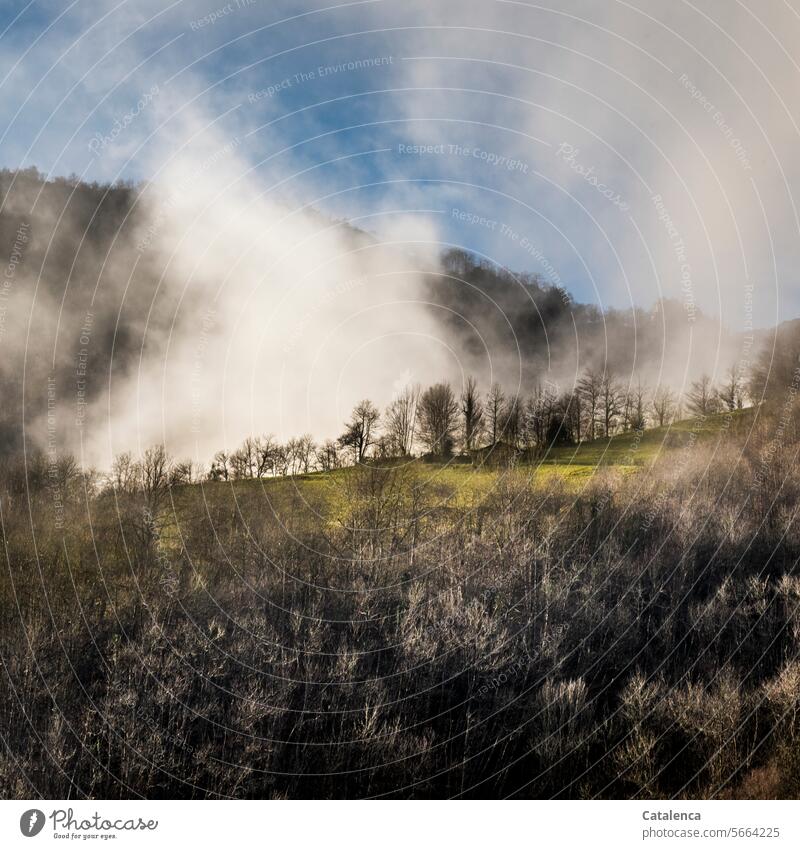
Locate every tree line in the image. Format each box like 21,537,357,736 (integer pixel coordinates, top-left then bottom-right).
2,322,799,800
5,366,750,500
186,366,750,482
4,363,800,799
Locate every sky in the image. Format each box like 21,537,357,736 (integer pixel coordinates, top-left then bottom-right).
2,0,799,329
2,0,800,461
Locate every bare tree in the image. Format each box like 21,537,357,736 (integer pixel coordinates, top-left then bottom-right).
620,389,635,432
385,384,420,456
315,439,341,472
416,382,460,456
285,438,302,475
272,443,290,477
524,382,560,448
521,394,539,450
485,383,505,445
652,386,676,427
460,376,484,452
600,373,622,436
630,379,648,431
255,435,279,477
110,451,140,493
500,394,522,447
209,450,230,481
556,391,581,443
577,369,602,440
686,374,719,417
374,434,393,459
140,445,172,513
296,434,316,473
718,365,743,412
339,399,381,464
230,436,259,479
170,460,194,487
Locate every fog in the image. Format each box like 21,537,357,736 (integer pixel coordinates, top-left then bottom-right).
0,173,450,469
1,0,798,467
100,139,449,468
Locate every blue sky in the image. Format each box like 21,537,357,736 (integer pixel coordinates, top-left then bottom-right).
2,0,799,329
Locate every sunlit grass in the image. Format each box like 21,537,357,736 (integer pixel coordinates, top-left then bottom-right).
171,408,755,525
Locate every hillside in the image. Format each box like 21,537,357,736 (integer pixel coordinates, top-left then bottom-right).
176,409,757,529
0,169,747,461
3,392,798,799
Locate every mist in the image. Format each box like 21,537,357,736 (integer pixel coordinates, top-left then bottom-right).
2,0,798,468
1,172,452,470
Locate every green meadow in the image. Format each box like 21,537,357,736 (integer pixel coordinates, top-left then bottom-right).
172,408,756,530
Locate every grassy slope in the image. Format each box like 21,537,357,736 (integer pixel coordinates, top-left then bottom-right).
170,409,756,529
540,406,755,469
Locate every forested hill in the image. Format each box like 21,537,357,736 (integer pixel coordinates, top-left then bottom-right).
0,169,746,455
427,248,744,391
0,169,161,453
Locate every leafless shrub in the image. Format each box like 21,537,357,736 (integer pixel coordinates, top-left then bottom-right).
2,398,800,798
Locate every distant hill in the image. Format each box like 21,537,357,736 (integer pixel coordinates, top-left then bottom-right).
0,169,761,457
424,248,744,392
